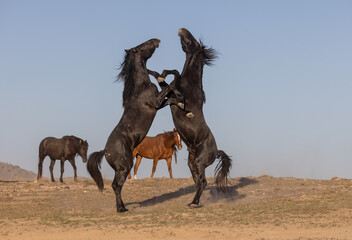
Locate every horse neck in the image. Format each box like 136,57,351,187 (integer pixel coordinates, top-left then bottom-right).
181,53,204,87
122,59,150,107
72,138,81,152
132,59,151,86
163,133,176,148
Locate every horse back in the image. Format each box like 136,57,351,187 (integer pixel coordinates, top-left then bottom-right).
134,135,173,159
40,136,77,160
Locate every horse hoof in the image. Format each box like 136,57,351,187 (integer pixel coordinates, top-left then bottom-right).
187,203,200,208
157,77,165,83
117,208,129,213
186,112,195,119
177,102,185,109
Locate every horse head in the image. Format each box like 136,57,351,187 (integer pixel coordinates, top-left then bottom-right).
78,139,89,163
173,128,182,150
118,38,161,106
178,28,217,66
125,38,160,62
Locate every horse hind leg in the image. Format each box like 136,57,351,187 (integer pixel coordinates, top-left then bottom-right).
187,152,207,207
60,159,65,183
111,170,130,212
189,168,207,207
133,155,142,179
37,154,45,180
110,155,133,213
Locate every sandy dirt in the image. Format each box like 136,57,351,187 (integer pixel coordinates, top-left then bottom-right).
1,176,352,239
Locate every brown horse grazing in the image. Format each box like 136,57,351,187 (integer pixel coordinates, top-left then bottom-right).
128,128,182,179
37,136,88,182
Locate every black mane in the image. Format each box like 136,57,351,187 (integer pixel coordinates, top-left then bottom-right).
117,51,135,106
200,40,218,66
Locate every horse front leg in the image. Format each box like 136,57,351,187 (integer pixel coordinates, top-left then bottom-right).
69,158,77,181
166,157,173,179
49,158,56,182
152,69,194,118
159,70,185,106
150,159,159,178
148,69,185,110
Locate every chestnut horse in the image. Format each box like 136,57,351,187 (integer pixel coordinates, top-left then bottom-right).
128,128,182,179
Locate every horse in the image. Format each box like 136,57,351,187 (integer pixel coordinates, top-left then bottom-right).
152,28,232,207
128,128,182,180
37,135,88,182
87,38,186,213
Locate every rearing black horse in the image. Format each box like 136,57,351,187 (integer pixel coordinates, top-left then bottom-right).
87,38,185,213
154,28,232,207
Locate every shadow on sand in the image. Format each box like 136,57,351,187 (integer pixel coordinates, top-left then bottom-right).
128,177,259,208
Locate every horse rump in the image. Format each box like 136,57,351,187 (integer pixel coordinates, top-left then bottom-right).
214,150,232,192
87,150,105,192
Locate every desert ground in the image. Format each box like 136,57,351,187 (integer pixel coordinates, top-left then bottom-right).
1,164,352,239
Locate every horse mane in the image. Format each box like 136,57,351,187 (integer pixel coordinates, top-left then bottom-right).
117,51,135,106
199,40,218,66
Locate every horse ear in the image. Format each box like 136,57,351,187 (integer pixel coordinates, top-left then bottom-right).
125,49,129,53
79,139,82,144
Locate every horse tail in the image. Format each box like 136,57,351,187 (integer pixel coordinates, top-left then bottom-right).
214,150,232,192
172,145,177,164
37,139,46,180
87,150,105,192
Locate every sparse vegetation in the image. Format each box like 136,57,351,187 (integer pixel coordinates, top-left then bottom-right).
0,173,352,239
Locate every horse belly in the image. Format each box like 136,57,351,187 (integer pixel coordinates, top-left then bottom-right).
160,149,173,159
136,146,161,159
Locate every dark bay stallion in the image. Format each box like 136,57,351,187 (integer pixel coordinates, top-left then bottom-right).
87,39,185,213
37,135,88,182
152,28,232,207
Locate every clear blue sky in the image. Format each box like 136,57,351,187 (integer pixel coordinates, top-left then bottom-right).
1,0,351,180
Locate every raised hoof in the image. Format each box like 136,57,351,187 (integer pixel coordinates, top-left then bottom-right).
186,112,195,119
177,102,185,109
157,77,165,83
